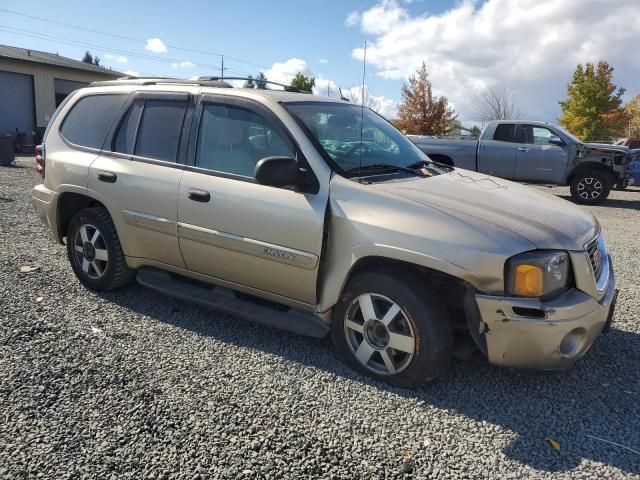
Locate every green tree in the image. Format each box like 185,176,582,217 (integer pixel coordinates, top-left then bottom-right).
255,72,268,90
243,75,256,88
558,61,627,141
396,62,457,136
81,51,100,66
624,94,640,137
290,72,315,93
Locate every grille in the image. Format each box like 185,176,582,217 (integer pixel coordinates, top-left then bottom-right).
586,236,603,279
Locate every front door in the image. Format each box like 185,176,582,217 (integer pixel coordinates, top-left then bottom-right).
177,97,327,305
513,125,569,183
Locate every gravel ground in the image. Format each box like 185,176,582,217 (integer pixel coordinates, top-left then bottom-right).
1,156,639,479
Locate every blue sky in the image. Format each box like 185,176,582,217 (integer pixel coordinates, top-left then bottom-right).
1,0,638,124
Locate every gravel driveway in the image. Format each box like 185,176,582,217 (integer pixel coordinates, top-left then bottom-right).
1,157,639,479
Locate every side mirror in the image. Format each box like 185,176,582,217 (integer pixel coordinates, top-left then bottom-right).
255,156,305,189
549,135,565,146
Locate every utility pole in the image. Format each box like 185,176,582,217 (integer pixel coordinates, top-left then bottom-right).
220,55,224,79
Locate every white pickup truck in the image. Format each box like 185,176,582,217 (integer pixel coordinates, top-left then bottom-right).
410,120,636,204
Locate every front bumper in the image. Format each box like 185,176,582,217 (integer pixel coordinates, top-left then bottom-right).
475,258,616,370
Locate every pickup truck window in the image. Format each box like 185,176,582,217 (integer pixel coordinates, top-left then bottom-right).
492,123,525,143
286,102,429,176
526,126,555,145
195,104,294,178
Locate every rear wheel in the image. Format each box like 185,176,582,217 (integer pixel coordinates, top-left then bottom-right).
570,170,611,204
66,207,134,291
331,269,452,388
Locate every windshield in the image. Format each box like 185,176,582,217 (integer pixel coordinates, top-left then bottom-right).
553,125,582,145
285,102,431,176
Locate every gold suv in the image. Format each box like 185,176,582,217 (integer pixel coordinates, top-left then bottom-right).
33,78,617,387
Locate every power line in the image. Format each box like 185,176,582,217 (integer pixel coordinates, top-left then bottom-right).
0,7,292,74
0,25,253,76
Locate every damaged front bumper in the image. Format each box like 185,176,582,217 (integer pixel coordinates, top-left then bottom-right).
473,258,616,370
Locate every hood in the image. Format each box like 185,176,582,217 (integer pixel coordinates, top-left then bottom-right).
582,142,630,155
375,170,598,251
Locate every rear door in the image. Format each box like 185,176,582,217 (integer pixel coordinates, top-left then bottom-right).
513,125,568,183
88,91,193,268
177,95,327,305
476,123,519,179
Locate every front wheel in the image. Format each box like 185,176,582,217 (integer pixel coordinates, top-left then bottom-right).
66,207,134,291
570,170,611,205
331,270,452,388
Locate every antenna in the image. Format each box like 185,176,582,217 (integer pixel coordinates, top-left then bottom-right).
358,40,367,179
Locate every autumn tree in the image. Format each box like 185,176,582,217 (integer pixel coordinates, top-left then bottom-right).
396,62,457,136
558,61,627,141
290,73,315,93
624,94,640,137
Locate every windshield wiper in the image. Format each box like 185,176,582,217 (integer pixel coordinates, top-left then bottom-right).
345,163,422,177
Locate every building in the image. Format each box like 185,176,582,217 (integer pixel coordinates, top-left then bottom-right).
0,44,121,144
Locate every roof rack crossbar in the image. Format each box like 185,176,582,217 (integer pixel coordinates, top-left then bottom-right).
198,76,312,94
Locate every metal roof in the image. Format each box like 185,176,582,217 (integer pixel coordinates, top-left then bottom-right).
0,44,122,76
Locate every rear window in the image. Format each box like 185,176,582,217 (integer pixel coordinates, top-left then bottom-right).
60,94,127,149
493,124,515,142
134,101,187,162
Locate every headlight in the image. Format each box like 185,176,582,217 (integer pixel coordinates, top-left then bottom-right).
505,251,572,298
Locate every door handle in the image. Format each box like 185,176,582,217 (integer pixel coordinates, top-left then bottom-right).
97,171,117,183
517,147,529,152
188,188,211,203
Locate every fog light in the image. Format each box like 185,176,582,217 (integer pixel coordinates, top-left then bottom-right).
559,328,586,357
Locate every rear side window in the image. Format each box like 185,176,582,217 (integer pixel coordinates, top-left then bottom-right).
113,99,188,162
60,94,127,149
493,123,515,142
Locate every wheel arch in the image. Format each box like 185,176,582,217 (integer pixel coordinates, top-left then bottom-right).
567,162,616,185
57,192,107,242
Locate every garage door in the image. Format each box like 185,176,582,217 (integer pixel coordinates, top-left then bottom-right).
54,78,88,107
0,70,35,136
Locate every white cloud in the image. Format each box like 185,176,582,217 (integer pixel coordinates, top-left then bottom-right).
259,57,397,117
345,11,360,26
171,61,195,68
342,84,398,118
123,70,139,77
318,58,329,64
104,54,128,64
347,0,640,123
145,37,168,53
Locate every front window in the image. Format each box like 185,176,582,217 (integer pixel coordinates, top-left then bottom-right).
285,102,432,176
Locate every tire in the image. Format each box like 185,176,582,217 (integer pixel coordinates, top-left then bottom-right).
331,269,452,388
570,170,611,204
66,207,134,291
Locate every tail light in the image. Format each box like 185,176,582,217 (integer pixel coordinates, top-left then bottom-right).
35,144,45,178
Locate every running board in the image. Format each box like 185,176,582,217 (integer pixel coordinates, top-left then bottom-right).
136,268,329,338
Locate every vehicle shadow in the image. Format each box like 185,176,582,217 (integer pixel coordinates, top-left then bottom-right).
98,284,640,476
559,195,640,211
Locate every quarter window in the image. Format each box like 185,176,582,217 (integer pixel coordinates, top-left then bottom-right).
60,94,127,149
113,101,143,155
195,104,294,178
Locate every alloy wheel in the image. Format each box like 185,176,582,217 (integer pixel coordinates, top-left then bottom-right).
577,177,603,200
72,224,109,279
344,293,416,375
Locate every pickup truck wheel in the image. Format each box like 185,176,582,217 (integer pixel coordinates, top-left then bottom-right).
570,170,611,204
331,270,452,388
66,207,134,291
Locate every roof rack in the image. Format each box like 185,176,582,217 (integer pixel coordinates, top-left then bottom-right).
197,76,312,94
89,77,232,88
